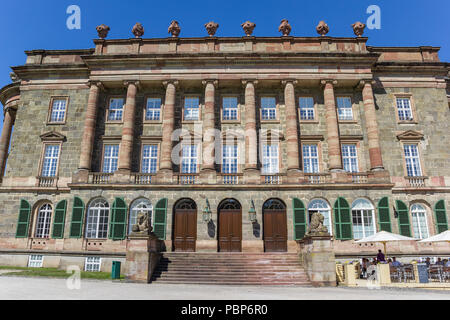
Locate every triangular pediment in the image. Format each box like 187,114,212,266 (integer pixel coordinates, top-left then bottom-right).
396,130,424,141
260,129,284,141
40,131,66,142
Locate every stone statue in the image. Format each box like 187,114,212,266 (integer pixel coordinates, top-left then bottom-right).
168,20,181,37
131,210,151,234
307,212,329,235
205,21,219,37
352,21,366,37
278,19,292,36
96,24,110,39
10,72,19,83
316,21,329,36
241,21,256,36
132,23,145,38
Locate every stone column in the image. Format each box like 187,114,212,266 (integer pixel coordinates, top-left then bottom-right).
157,81,178,183
322,80,342,172
361,80,384,171
200,80,217,184
118,81,139,174
0,107,16,178
75,81,102,182
243,80,260,184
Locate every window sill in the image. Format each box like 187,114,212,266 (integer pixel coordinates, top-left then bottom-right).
182,120,201,124
221,120,241,124
143,120,163,124
338,120,358,124
300,120,319,124
46,122,66,126
105,121,124,125
260,120,280,124
398,121,418,125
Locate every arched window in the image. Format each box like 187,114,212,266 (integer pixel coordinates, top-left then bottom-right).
129,199,153,234
85,199,109,239
308,199,332,235
263,199,286,210
35,203,52,238
352,199,376,239
411,204,429,239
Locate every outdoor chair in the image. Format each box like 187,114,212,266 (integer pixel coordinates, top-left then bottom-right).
390,266,401,282
402,265,415,282
428,265,443,282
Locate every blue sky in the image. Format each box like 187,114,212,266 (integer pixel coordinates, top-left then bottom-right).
0,0,449,122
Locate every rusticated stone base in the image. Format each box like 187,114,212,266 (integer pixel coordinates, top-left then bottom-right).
299,234,337,287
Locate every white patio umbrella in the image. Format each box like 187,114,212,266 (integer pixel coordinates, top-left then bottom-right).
355,231,415,256
418,230,450,243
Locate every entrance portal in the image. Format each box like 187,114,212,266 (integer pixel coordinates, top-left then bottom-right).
263,199,287,252
218,199,242,252
173,199,197,252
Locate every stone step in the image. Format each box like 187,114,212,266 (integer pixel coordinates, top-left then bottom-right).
150,279,311,286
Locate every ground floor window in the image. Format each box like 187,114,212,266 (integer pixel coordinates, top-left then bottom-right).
28,255,44,268
411,204,429,239
35,203,52,238
352,199,376,239
308,199,332,235
84,257,101,272
85,199,109,239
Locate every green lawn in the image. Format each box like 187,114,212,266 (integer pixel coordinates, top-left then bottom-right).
0,266,125,280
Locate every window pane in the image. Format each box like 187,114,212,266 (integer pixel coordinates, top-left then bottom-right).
142,145,158,173
261,97,277,120
146,98,161,121
342,144,358,173
86,200,109,239
181,145,198,173
184,97,200,121
35,204,52,238
262,144,279,174
396,98,413,121
50,99,67,122
41,145,60,177
303,144,319,173
223,97,238,120
222,145,238,174
299,97,315,120
103,145,119,173
337,97,353,120
108,98,124,121
404,144,422,177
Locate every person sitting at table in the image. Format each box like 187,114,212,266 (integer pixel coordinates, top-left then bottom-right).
391,257,402,267
376,249,386,263
435,258,444,266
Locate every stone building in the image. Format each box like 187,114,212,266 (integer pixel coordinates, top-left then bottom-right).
0,21,449,274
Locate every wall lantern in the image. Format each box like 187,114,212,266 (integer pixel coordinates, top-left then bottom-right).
203,199,212,222
248,200,257,223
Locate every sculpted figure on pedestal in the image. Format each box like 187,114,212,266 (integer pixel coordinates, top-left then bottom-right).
352,21,366,37
241,21,256,36
168,20,181,37
96,24,110,39
316,21,330,36
132,23,145,38
132,211,151,234
278,19,292,36
205,21,219,37
307,212,329,235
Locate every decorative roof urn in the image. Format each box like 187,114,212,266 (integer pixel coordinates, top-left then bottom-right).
352,21,366,37
316,21,329,36
278,19,292,36
241,21,256,36
168,20,181,37
132,23,145,38
96,24,110,39
205,21,219,37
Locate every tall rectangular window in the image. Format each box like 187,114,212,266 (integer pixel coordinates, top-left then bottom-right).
299,97,315,120
404,144,422,177
337,97,353,121
303,144,319,173
222,97,238,121
41,145,60,177
103,145,119,173
107,98,124,121
396,98,413,121
342,144,358,173
142,145,158,174
261,97,277,121
49,99,67,123
145,98,161,121
181,145,198,174
184,97,200,121
262,144,279,174
222,145,238,174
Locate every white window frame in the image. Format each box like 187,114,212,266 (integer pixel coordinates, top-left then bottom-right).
103,144,119,173
41,145,60,177
403,144,422,177
129,199,153,235
396,98,414,121
336,97,353,121
141,145,158,174
351,199,376,240
342,144,359,173
84,256,102,272
145,98,162,121
308,199,332,235
222,144,238,174
411,204,429,239
107,98,124,121
184,97,200,121
28,255,44,268
35,203,53,238
222,97,239,121
85,199,110,239
299,97,315,121
49,99,67,123
262,144,279,175
181,144,199,174
261,97,277,121
303,144,319,173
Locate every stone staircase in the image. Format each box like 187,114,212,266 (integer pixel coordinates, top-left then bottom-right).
151,252,311,286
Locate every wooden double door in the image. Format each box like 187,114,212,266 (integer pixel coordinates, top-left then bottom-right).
218,209,242,252
263,208,288,252
173,207,197,252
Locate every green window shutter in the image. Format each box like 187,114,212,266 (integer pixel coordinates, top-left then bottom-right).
154,198,168,240
434,200,448,234
293,198,307,240
396,200,411,237
109,198,127,240
334,197,352,240
377,197,392,232
52,200,67,239
16,200,31,238
69,197,85,238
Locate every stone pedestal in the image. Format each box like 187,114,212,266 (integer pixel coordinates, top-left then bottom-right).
244,168,260,184
368,169,391,183
124,233,163,283
156,169,174,184
72,169,89,183
199,169,217,184
113,169,132,183
286,169,304,184
299,234,337,287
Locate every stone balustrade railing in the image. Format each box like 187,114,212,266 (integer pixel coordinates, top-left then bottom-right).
405,176,427,188
132,173,154,185
36,176,57,187
304,173,332,184
89,172,113,184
